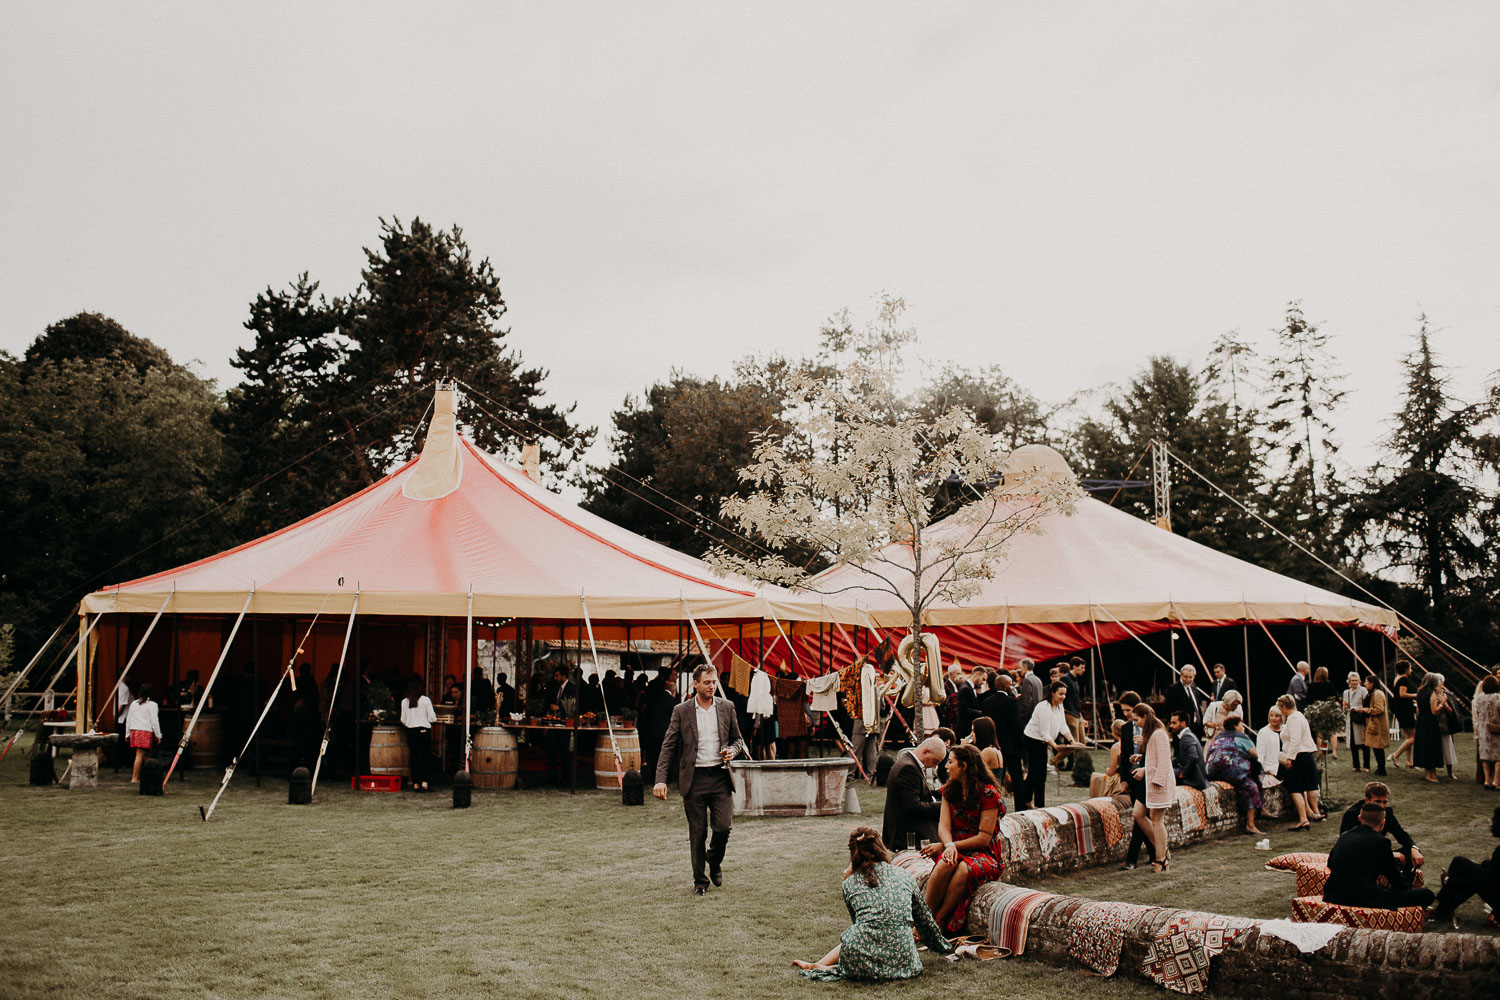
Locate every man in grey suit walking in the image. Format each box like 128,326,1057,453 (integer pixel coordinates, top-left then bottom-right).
653,663,750,895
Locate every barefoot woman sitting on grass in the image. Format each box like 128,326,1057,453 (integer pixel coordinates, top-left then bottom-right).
921,743,1005,933
794,826,952,980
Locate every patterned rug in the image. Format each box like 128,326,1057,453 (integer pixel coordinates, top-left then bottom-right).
1058,802,1095,855
983,884,1054,956
1024,809,1060,857
996,814,1029,867
1066,900,1151,976
1175,786,1208,832
1141,913,1254,994
1084,797,1126,847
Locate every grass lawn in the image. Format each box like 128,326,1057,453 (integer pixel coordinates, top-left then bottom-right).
1,738,1493,999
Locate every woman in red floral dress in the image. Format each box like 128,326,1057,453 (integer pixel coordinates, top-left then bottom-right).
920,743,1005,933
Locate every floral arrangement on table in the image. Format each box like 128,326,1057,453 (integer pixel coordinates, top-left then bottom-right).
363,680,396,723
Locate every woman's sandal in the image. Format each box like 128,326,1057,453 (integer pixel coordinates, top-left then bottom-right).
952,943,1003,960
1290,822,1311,831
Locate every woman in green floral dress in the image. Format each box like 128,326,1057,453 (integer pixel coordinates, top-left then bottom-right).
794,826,952,981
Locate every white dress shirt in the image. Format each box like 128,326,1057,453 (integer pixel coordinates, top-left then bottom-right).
1024,701,1071,744
694,700,721,768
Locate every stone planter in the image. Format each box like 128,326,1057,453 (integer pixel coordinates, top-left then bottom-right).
730,757,854,816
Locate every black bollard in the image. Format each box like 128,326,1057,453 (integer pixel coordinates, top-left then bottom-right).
139,757,165,795
621,767,644,806
288,766,311,805
452,769,472,809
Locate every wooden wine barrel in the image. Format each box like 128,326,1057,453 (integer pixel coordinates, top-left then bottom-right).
369,724,410,777
593,730,641,789
470,727,518,789
186,712,224,769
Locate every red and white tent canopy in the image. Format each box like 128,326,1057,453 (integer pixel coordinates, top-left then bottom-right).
81,389,861,639
796,445,1396,666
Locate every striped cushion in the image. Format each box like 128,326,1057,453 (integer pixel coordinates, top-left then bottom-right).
1290,896,1426,933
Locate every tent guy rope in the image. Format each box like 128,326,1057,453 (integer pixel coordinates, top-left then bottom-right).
162,589,253,792
311,590,360,798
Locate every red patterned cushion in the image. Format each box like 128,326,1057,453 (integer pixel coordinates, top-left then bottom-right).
1294,863,1331,897
1266,852,1329,873
1289,896,1425,933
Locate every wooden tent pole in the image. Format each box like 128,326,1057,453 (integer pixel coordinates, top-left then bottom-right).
162,589,254,791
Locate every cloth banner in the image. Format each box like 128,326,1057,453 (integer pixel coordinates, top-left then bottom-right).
1141,913,1254,994
1067,901,1151,976
1083,797,1126,847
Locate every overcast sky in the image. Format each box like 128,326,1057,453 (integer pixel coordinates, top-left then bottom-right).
3,3,1497,478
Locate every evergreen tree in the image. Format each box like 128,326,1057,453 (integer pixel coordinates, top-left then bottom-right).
219,218,591,537
583,372,786,558
1072,356,1269,563
1201,329,1259,432
1263,302,1347,533
1344,319,1492,615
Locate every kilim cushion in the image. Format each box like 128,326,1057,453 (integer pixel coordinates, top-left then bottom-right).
1265,852,1329,873
1289,895,1425,933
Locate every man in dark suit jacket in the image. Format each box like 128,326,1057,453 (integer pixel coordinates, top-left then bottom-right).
1324,803,1435,909
1210,663,1233,702
980,674,1025,807
1338,781,1425,882
653,664,750,895
881,736,946,851
952,666,980,739
1164,665,1205,738
1169,711,1209,790
1432,806,1500,925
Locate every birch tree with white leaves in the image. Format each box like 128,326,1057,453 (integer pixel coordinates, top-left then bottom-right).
709,297,1082,737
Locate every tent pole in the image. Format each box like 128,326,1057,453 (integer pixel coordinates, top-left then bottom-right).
311,590,360,798
679,599,729,702
203,598,328,821
0,611,72,713
580,593,623,788
1087,602,1104,745
162,589,254,791
90,592,173,733
464,588,473,772
1242,614,1252,723
17,607,108,725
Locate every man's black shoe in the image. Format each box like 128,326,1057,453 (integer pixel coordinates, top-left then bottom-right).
709,868,723,887
693,884,708,895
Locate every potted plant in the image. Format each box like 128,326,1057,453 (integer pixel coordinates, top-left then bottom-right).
617,706,637,730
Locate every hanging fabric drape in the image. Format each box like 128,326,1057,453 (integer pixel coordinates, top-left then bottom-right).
89,591,173,733
202,599,328,821
580,592,623,788
162,589,254,790
311,590,359,798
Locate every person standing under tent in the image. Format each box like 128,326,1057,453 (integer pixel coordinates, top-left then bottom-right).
1287,661,1311,710
653,664,749,895
1342,671,1369,773
1210,663,1233,702
1388,661,1420,767
1022,682,1073,809
124,683,162,784
979,672,1025,809
112,678,132,773
1164,664,1205,739
1413,672,1446,784
400,677,436,792
1360,675,1390,776
1132,703,1175,873
1276,693,1324,829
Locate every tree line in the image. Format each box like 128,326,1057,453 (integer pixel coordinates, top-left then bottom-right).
2,218,1496,668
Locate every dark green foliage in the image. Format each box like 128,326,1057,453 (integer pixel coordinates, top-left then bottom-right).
1072,357,1269,564
0,347,226,653
218,218,591,539
583,372,786,558
23,312,174,376
1343,319,1496,650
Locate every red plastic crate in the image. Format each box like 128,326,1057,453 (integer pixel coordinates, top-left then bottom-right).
352,774,403,792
